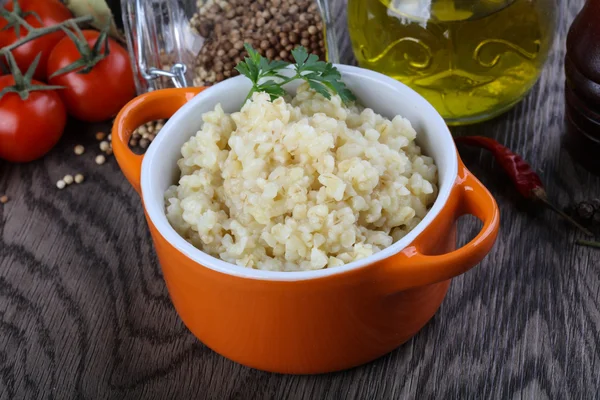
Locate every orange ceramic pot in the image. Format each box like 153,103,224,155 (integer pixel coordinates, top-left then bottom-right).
112,66,500,374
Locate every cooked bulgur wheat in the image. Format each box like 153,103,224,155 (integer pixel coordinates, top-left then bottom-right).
165,84,438,271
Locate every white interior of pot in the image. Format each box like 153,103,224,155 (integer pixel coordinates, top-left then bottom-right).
141,65,458,280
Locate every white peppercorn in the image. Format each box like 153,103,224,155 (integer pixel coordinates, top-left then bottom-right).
140,138,150,149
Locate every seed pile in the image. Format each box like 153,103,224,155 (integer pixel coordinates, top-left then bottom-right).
566,199,600,232
189,0,326,86
130,119,165,150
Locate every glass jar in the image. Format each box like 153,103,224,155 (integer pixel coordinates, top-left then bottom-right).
348,0,556,125
121,0,334,94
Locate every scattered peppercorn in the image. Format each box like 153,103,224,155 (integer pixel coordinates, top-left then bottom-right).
74,145,85,155
96,132,106,141
139,138,150,149
0,195,8,204
565,198,600,233
95,155,106,165
74,174,84,184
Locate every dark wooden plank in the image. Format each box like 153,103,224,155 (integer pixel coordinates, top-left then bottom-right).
1,0,599,399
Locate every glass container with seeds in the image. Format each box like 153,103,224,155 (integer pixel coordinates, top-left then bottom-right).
121,0,329,93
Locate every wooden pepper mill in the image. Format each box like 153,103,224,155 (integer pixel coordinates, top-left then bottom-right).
564,0,600,175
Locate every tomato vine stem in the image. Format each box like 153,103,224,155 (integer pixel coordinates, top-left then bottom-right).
0,12,92,55
0,52,64,100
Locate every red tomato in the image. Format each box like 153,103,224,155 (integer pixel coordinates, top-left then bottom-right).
47,30,136,122
0,75,67,162
0,0,72,80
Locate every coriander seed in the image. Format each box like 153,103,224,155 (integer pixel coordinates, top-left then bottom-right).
56,180,66,189
140,138,150,149
74,174,84,184
99,141,110,152
95,155,106,165
63,175,74,185
0,195,8,204
95,132,106,141
74,145,85,155
190,0,326,85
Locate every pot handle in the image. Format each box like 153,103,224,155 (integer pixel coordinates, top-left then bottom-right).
112,87,205,194
378,161,500,293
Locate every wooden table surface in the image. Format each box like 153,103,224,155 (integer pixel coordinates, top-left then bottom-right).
2,0,599,398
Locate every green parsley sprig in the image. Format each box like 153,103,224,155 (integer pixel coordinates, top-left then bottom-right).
234,43,356,104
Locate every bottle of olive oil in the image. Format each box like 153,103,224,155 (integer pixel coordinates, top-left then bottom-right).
348,0,555,125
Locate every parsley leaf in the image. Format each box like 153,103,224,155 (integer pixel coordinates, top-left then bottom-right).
235,43,356,105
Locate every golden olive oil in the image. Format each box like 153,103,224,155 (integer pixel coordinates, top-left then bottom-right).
348,0,555,125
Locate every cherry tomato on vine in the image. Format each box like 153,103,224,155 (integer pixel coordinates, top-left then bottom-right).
0,75,67,162
47,29,136,122
0,0,72,80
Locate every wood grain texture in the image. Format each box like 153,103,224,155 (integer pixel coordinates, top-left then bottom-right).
1,0,600,399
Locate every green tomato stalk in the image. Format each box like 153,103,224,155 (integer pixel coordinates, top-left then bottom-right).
0,52,64,100
0,5,92,56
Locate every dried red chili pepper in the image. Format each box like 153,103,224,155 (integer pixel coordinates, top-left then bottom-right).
455,135,594,237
